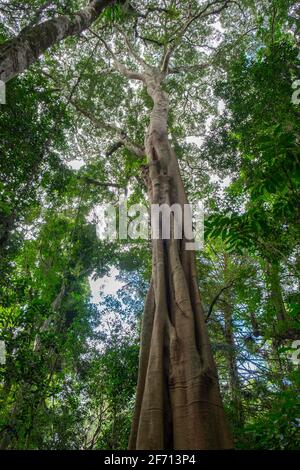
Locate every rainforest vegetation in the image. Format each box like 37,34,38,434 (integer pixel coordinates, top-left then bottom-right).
0,0,299,450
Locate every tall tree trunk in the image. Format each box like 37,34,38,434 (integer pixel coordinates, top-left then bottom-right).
224,303,244,427
0,213,16,255
0,0,116,83
265,262,287,322
129,70,233,450
222,254,243,427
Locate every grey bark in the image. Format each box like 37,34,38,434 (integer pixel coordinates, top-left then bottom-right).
223,297,244,426
128,68,233,449
0,0,116,82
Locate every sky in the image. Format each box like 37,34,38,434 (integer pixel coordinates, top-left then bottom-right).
89,267,124,304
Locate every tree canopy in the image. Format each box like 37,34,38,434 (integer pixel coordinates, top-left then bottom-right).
0,0,299,450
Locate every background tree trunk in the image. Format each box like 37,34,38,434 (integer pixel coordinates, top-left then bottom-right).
222,254,244,427
265,262,287,322
0,0,115,82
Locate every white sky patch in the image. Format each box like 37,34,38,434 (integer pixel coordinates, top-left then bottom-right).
218,99,225,113
214,20,225,35
67,159,85,170
186,135,204,146
89,267,124,304
210,174,231,189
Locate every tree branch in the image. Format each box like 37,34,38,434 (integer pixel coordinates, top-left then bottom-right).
82,177,121,188
205,281,234,322
0,0,121,82
161,0,231,72
168,63,210,74
106,140,124,157
22,0,52,31
89,28,145,81
116,26,149,69
71,100,145,159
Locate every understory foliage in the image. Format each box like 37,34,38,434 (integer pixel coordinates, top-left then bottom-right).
0,0,299,449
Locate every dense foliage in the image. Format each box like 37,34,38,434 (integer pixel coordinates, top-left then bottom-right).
0,0,299,450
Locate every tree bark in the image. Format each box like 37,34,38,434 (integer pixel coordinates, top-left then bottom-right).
129,70,233,450
224,306,244,427
265,262,287,322
222,254,243,427
0,0,116,83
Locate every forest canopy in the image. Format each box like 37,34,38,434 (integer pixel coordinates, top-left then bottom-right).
0,0,299,451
